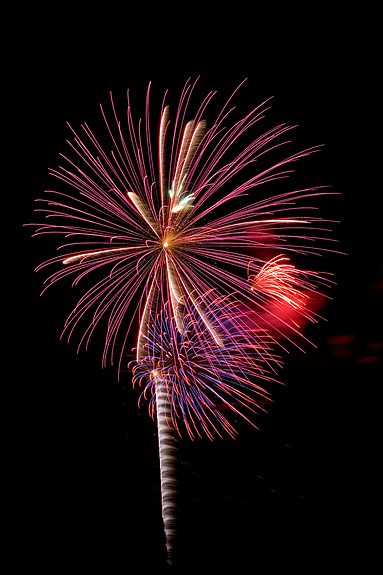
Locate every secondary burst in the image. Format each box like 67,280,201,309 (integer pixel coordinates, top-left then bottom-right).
132,300,279,440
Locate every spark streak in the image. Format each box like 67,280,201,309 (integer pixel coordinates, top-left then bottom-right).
62,245,145,265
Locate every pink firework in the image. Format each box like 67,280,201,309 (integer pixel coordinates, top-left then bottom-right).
30,79,336,566
32,79,334,376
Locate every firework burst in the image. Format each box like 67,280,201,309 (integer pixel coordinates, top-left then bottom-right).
31,78,334,377
132,299,279,441
30,79,336,566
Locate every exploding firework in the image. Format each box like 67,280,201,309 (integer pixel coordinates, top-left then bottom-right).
248,255,333,327
132,299,279,441
30,79,336,565
31,78,334,376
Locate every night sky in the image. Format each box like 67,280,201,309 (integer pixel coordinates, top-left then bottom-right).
13,21,380,574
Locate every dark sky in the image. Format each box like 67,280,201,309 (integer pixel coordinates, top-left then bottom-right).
13,20,380,574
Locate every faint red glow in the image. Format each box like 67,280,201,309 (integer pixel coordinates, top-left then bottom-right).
367,341,383,351
327,335,355,345
327,334,355,359
327,335,383,363
355,355,381,364
266,294,324,333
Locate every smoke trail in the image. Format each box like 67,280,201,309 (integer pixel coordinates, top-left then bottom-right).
155,380,178,565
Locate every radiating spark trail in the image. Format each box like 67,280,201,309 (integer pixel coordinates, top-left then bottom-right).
62,245,147,265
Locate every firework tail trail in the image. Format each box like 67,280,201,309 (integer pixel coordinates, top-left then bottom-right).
155,379,178,566
136,282,179,564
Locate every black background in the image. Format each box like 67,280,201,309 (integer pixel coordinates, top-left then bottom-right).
12,15,380,574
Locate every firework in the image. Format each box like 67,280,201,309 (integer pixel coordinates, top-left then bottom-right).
248,255,333,327
131,299,279,560
31,79,334,375
30,79,335,565
132,300,279,440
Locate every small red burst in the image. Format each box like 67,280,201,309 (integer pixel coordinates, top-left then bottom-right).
247,255,330,339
